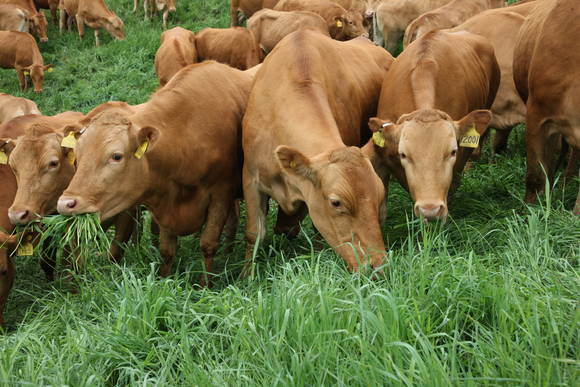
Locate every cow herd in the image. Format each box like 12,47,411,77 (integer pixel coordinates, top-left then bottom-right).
0,0,578,326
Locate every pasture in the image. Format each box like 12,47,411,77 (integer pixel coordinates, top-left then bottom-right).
0,0,578,385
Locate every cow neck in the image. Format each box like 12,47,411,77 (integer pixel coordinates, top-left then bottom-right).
31,45,43,66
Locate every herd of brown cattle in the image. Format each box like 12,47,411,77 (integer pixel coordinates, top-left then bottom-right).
0,0,578,326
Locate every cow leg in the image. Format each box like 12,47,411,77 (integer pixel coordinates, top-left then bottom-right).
16,69,26,91
223,200,240,254
274,203,307,239
75,15,85,39
0,254,15,328
109,210,136,263
50,4,57,25
564,148,580,181
94,29,100,47
162,10,168,29
59,6,65,33
198,198,231,288
159,228,177,277
242,170,269,278
230,1,238,27
574,181,580,216
40,235,57,282
493,128,512,157
144,0,150,21
133,0,138,13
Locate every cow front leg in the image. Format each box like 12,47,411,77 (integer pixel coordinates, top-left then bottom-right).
59,6,65,33
133,0,138,13
94,29,100,46
163,9,168,29
159,227,177,277
242,167,269,278
109,209,137,263
144,0,150,21
198,197,232,287
75,15,85,39
16,69,26,91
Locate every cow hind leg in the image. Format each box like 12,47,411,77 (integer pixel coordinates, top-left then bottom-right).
133,0,138,13
242,169,269,278
75,15,85,39
159,228,177,277
223,200,240,254
198,198,232,288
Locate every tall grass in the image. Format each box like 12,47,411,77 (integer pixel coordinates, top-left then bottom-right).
0,0,578,385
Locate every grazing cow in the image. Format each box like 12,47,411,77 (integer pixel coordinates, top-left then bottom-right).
0,0,48,42
513,0,580,214
59,0,125,46
242,30,392,273
247,9,328,54
155,26,197,86
374,0,452,53
195,27,262,70
364,30,499,221
0,93,41,124
403,0,505,48
450,1,537,156
230,0,280,26
0,31,52,93
56,62,253,286
33,0,58,24
0,4,29,32
275,0,366,40
133,0,176,29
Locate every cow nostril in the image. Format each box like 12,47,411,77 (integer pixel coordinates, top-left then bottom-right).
19,210,29,220
66,199,77,209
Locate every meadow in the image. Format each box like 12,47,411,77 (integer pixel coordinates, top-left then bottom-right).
0,0,578,385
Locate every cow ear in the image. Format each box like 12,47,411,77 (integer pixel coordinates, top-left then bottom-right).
61,123,84,140
0,138,16,159
275,145,317,183
368,117,398,148
334,16,344,28
455,110,492,138
134,126,159,159
43,64,53,71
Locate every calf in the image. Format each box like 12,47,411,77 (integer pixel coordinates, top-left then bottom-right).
403,0,505,48
133,0,176,29
155,27,197,87
230,0,280,26
374,0,451,53
60,0,125,46
33,0,58,24
247,9,328,54
195,27,262,70
243,30,392,273
513,0,580,214
56,62,253,286
364,30,499,221
0,0,48,42
275,0,365,40
0,93,41,124
0,31,52,93
0,4,29,32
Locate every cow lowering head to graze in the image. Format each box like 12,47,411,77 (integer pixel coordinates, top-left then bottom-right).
155,26,197,86
242,30,393,273
230,0,281,26
56,62,254,286
0,31,52,93
195,27,262,70
0,93,41,124
275,0,366,40
513,0,580,215
364,30,499,221
60,0,124,46
0,0,48,42
247,9,329,54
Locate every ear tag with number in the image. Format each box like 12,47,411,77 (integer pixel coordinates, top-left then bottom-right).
23,71,29,76
61,132,77,149
18,235,33,256
0,150,7,165
336,20,343,28
459,124,480,148
372,131,385,148
134,140,149,159
67,150,76,166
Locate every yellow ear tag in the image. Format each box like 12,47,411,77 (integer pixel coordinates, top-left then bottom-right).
47,67,54,73
289,160,296,169
17,235,34,256
336,20,343,28
0,150,7,165
61,132,77,149
67,150,76,166
134,140,149,159
459,124,480,148
23,71,29,76
372,131,385,148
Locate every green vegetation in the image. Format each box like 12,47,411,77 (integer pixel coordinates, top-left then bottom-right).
0,0,578,385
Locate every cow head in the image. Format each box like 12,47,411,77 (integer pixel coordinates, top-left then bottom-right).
368,109,492,221
31,13,48,43
0,125,75,225
22,64,52,93
57,112,155,221
334,10,367,40
275,146,386,270
103,14,125,40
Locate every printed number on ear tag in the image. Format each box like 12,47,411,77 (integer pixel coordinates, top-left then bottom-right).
0,150,7,165
134,140,149,159
460,125,480,148
372,131,385,148
18,235,34,256
61,132,77,149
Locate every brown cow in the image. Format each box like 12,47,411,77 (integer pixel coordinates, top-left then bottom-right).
195,27,262,70
0,159,17,327
0,31,52,93
364,30,499,221
0,0,47,42
59,0,125,46
247,9,329,54
230,0,280,26
56,62,253,286
242,30,392,273
513,0,580,214
374,0,452,53
0,4,29,32
403,0,505,48
275,0,366,40
33,0,58,24
0,93,41,124
133,0,175,29
450,1,537,156
154,26,197,86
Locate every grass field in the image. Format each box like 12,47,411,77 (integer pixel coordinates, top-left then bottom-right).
0,0,578,385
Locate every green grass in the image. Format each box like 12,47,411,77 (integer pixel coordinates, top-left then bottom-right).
0,0,579,385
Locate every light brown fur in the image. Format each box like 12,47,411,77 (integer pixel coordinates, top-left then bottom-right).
154,27,197,86
195,27,262,70
59,0,124,46
0,0,48,42
230,0,280,26
0,93,41,124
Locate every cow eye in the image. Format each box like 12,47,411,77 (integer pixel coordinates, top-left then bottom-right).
111,153,123,162
48,160,59,168
450,149,457,157
330,199,341,208
399,152,407,160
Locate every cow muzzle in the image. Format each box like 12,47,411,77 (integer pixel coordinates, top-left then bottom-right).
8,207,35,226
414,202,447,222
57,196,98,216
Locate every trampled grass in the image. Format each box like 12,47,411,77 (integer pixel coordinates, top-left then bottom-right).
0,0,578,385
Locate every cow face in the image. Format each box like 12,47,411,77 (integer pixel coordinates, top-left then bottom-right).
334,11,367,41
57,112,155,221
104,15,125,40
31,13,48,43
275,146,386,270
368,109,491,222
0,126,75,225
25,64,51,93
